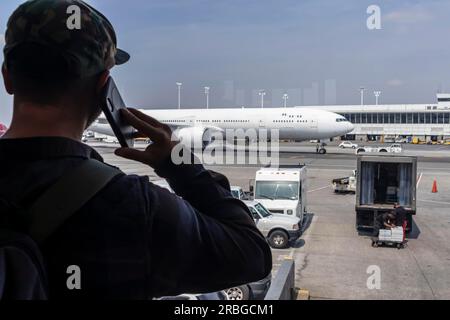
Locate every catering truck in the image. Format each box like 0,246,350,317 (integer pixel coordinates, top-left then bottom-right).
355,155,417,233
251,165,307,224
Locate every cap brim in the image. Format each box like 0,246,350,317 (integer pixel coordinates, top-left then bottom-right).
115,48,130,65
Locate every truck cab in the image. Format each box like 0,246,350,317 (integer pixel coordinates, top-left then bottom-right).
253,165,307,223
230,186,246,200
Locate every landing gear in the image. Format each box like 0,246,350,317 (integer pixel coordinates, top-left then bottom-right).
315,142,327,155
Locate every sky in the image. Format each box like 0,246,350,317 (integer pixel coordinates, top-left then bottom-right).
1,0,450,124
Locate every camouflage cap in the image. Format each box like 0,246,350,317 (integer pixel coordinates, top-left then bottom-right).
3,0,130,77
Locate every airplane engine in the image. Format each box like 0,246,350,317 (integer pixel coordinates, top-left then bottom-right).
173,127,216,149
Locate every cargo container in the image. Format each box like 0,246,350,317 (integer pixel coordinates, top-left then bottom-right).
355,155,417,233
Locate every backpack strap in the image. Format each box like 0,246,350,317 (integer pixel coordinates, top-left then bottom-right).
27,159,122,245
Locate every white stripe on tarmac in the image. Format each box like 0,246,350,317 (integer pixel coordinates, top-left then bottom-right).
416,172,423,188
308,185,332,193
419,199,450,205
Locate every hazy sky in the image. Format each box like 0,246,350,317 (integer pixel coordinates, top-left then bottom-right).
1,0,450,124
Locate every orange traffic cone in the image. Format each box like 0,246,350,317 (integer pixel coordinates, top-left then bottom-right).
432,180,438,193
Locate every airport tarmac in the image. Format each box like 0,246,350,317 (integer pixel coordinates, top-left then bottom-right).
92,141,450,300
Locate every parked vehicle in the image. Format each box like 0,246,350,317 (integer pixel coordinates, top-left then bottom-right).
332,170,356,193
158,291,228,300
244,200,301,249
355,155,417,233
252,165,307,222
411,137,421,144
230,186,247,200
339,141,358,149
355,143,402,154
395,137,408,143
225,272,272,300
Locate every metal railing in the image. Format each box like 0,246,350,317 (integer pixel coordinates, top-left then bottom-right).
264,259,296,300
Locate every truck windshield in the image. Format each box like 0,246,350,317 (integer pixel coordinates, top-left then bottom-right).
255,181,299,200
254,203,272,217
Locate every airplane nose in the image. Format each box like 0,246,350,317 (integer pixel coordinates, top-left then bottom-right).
347,122,354,132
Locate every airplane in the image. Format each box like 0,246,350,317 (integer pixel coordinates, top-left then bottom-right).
89,107,354,153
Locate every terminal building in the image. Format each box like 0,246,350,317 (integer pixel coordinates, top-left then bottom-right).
308,93,450,142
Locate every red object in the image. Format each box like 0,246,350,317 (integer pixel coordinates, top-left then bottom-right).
432,180,438,193
402,220,407,241
0,123,7,137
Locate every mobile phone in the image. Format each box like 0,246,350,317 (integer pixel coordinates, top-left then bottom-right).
100,77,135,148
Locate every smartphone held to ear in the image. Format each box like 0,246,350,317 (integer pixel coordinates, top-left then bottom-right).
100,77,135,148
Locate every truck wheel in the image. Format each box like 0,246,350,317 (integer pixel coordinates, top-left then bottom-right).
319,148,327,155
225,285,250,300
269,230,289,249
379,149,387,152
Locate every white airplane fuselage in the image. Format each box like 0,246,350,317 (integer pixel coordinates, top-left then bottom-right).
90,107,354,142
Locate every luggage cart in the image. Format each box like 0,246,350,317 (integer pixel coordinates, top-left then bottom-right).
371,221,407,249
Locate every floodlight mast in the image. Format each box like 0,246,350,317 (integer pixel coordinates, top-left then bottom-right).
259,90,266,108
176,82,182,109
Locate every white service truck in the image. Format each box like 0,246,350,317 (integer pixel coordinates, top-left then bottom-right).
251,165,307,224
356,143,402,154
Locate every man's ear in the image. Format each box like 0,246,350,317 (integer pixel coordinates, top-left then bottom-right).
96,70,110,93
2,63,14,95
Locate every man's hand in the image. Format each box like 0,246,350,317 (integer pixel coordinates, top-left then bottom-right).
114,108,178,168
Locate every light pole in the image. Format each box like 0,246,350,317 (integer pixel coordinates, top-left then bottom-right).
360,87,365,106
282,93,289,108
259,90,266,108
176,82,182,109
374,91,381,105
204,86,210,109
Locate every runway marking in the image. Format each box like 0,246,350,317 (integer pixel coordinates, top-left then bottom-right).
418,199,450,205
416,172,423,188
308,185,332,193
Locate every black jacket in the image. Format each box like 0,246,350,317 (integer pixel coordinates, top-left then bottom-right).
0,137,272,299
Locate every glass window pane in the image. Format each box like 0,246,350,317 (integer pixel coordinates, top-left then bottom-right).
432,113,438,124
401,113,407,123
419,113,425,124
407,113,413,124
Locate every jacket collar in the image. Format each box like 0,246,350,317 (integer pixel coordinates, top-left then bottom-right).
0,136,103,162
